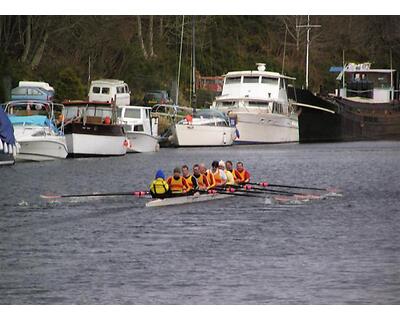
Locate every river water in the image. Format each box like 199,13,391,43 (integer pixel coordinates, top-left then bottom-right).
0,141,399,304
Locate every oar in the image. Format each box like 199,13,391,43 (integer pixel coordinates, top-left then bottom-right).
40,191,149,199
231,184,303,196
205,188,265,198
247,181,335,192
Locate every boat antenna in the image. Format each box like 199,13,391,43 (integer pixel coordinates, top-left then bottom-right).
281,25,288,75
390,47,394,99
176,15,185,106
297,15,321,90
342,49,345,90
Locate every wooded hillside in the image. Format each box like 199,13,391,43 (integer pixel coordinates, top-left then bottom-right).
1,16,400,104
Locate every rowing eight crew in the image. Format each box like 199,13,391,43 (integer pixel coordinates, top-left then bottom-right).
149,161,251,199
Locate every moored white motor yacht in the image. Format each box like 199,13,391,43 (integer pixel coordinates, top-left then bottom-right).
63,101,127,157
117,105,160,153
170,108,237,147
4,101,67,161
212,63,299,144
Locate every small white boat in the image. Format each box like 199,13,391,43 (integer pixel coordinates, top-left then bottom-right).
63,101,127,157
170,109,237,147
146,192,233,207
117,105,160,153
0,106,18,165
213,63,299,144
4,101,68,161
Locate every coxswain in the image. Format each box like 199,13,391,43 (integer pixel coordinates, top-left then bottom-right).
207,160,227,187
167,167,189,195
233,161,251,184
182,164,198,194
219,160,235,186
149,169,170,199
193,164,209,191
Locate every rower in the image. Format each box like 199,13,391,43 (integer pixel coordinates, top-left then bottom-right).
182,164,198,194
167,167,189,195
149,169,170,199
226,160,234,173
193,163,209,191
207,160,226,187
219,160,235,186
200,163,215,189
233,161,251,185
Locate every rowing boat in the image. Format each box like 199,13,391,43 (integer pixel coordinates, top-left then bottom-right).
145,192,233,207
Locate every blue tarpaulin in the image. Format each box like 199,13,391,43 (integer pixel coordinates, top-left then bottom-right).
8,115,59,134
329,66,343,73
0,107,16,145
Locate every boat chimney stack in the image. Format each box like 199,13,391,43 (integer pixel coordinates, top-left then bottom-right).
256,63,266,72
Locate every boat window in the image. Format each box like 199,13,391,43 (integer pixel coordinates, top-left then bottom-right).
222,101,235,106
117,86,124,94
27,88,41,95
243,76,260,83
225,77,242,84
124,109,141,119
11,87,28,95
63,106,80,119
92,86,101,94
248,101,269,108
125,85,130,93
134,124,144,132
95,107,112,118
261,77,278,85
101,87,110,94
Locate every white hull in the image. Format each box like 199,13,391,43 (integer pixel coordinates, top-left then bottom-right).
146,193,233,207
126,132,159,153
66,133,127,156
15,137,68,161
233,112,299,144
171,124,236,147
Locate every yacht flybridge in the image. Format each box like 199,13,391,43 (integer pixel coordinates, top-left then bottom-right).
212,63,299,144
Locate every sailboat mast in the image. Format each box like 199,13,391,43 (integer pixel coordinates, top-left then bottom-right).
297,15,320,90
176,15,185,105
192,16,196,108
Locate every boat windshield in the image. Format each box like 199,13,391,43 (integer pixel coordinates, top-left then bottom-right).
193,109,228,120
4,101,50,117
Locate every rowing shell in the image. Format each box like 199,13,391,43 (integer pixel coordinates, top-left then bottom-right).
146,192,233,207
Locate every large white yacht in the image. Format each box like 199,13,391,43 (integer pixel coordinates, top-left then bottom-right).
212,63,299,144
117,105,160,153
4,101,68,161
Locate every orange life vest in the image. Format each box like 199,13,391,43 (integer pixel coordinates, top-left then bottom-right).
196,174,209,188
212,169,223,185
206,170,216,188
234,169,250,183
183,175,194,190
167,176,185,193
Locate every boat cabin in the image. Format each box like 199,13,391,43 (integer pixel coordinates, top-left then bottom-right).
88,79,131,106
336,63,398,103
117,106,158,137
63,101,117,125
